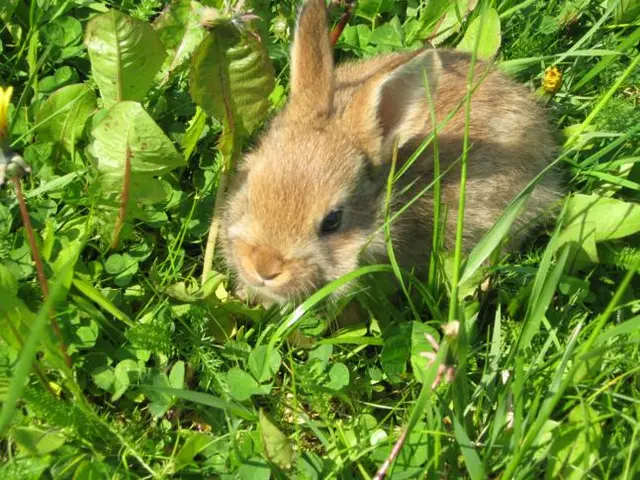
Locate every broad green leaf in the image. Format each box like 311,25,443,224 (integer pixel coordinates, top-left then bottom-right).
342,24,372,50
248,345,281,383
104,253,138,286
74,460,113,480
326,363,350,390
558,193,640,246
104,253,127,274
457,7,501,60
227,367,269,401
153,0,206,82
532,419,561,462
420,0,453,26
369,16,404,47
355,0,397,22
105,253,138,286
238,460,271,480
112,359,143,401
308,344,333,371
13,426,66,456
91,366,115,391
556,193,640,268
43,16,82,47
36,84,96,152
71,319,99,351
409,322,440,384
259,409,295,471
430,0,479,45
145,370,173,417
169,361,185,389
181,106,208,161
87,101,184,180
85,10,166,105
189,21,275,138
0,263,18,295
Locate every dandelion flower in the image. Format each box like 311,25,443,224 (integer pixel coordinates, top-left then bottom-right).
542,66,563,94
0,86,14,144
0,86,30,185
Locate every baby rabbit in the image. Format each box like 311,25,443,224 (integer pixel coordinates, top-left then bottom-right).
222,0,562,306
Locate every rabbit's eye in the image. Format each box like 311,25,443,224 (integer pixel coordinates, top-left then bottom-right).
320,209,343,235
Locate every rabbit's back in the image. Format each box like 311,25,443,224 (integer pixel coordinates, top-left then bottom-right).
332,49,563,261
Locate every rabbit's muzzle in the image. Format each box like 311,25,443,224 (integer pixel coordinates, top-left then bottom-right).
231,240,320,303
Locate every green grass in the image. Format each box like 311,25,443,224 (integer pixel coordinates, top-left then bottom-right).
1,0,640,478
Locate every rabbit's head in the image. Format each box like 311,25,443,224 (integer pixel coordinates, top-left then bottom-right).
222,0,442,304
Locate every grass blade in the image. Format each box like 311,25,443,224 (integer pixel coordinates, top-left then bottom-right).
518,245,570,350
572,27,640,92
453,414,485,480
460,191,531,285
268,264,394,350
502,257,639,479
139,385,256,421
0,262,72,434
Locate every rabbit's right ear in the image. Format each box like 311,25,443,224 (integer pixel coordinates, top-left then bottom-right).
344,49,443,161
288,0,334,118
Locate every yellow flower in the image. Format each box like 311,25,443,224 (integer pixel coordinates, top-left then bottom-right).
542,66,562,94
0,86,14,143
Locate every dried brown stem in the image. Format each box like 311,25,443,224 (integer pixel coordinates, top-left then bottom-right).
330,1,355,47
12,176,72,368
372,428,408,480
110,143,132,250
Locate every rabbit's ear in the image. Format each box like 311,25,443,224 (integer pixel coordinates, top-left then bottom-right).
289,0,334,117
349,50,443,160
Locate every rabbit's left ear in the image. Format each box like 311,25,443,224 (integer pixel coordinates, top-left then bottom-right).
345,49,443,161
288,0,334,118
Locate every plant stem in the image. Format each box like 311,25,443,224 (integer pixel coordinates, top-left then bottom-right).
373,428,408,480
448,20,483,323
202,94,236,284
12,176,71,368
110,143,132,250
447,2,488,442
202,168,230,284
423,69,441,298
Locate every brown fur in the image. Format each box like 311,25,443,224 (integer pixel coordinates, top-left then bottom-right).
221,0,563,305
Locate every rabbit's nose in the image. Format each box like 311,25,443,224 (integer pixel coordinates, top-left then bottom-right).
250,245,284,281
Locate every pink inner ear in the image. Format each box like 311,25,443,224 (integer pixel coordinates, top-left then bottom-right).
371,50,442,145
377,79,407,139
